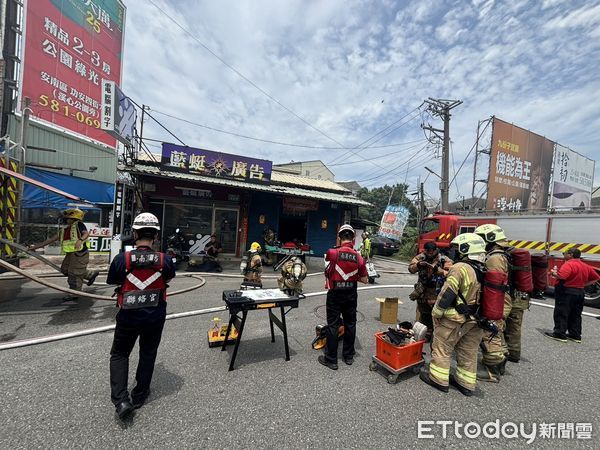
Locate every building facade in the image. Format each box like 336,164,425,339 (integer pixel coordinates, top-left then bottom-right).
125,147,369,257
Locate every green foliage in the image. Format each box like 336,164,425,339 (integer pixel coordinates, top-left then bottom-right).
356,183,418,228
398,226,419,261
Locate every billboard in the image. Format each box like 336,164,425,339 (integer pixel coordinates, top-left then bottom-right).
378,205,410,241
21,0,126,147
550,145,595,209
100,80,136,145
487,118,555,212
161,143,273,184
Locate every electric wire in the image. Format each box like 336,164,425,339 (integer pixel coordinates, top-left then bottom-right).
127,97,187,146
149,108,425,150
361,149,436,188
327,140,426,167
147,0,346,149
355,143,431,183
325,105,423,165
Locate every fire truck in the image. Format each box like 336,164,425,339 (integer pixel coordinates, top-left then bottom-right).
418,211,600,306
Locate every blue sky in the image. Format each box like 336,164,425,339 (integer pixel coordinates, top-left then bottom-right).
122,0,600,201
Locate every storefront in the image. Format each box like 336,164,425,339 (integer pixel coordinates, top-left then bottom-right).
124,144,370,256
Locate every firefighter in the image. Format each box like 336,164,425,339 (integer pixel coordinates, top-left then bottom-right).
408,242,452,333
241,242,263,284
359,232,372,260
29,208,100,300
277,256,308,295
319,224,368,370
474,224,512,382
476,223,529,368
107,212,176,420
420,233,486,396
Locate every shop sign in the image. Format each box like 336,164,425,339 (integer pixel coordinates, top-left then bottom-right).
175,186,212,198
161,143,272,184
85,224,111,252
100,80,136,145
282,197,319,213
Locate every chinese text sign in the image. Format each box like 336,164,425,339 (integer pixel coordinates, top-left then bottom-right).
22,0,126,147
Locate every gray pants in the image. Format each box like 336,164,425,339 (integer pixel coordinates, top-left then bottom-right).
60,251,93,291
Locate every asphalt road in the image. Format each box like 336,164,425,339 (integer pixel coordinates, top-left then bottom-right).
1,259,599,448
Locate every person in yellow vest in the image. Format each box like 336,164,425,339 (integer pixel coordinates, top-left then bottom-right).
420,233,486,397
29,208,100,300
359,232,372,260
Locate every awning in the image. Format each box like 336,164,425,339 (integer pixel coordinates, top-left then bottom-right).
21,167,114,208
0,165,85,202
124,164,372,207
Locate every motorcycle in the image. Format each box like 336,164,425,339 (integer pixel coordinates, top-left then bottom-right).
166,228,188,269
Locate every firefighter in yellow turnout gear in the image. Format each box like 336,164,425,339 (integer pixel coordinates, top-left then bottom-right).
474,224,513,382
420,233,486,396
29,208,100,300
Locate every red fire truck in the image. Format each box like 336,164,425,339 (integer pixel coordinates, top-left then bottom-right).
418,211,600,306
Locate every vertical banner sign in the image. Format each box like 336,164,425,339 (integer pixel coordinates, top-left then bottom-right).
101,80,137,145
378,205,410,241
550,145,595,209
487,118,555,212
21,0,126,147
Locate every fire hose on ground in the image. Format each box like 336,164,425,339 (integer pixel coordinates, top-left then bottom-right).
0,282,414,351
0,258,206,301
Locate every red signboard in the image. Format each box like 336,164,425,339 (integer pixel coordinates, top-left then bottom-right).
21,0,126,147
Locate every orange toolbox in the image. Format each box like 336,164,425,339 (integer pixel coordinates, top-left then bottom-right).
369,332,426,384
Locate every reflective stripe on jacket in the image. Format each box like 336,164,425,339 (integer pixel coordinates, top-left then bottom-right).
435,262,481,323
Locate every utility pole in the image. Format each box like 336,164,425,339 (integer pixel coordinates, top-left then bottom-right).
420,182,425,220
421,98,462,210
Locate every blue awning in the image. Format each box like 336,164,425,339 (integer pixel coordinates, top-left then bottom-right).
23,167,114,209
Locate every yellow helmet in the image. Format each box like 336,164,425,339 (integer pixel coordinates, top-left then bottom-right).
63,208,85,220
474,224,508,244
451,233,486,262
250,242,262,251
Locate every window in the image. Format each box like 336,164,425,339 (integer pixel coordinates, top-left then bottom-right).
420,219,439,234
459,226,476,234
305,170,310,176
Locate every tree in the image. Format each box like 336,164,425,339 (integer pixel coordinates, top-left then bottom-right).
357,183,418,229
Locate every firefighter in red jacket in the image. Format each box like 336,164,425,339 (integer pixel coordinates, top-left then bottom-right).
546,248,600,343
319,224,368,370
107,213,176,420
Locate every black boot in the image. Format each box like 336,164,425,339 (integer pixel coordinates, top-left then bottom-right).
419,370,449,393
499,358,507,376
449,375,473,397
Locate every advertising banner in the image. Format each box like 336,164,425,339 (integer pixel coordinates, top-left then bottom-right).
378,205,410,241
161,143,273,184
100,80,136,145
487,118,555,212
550,145,595,209
21,0,126,147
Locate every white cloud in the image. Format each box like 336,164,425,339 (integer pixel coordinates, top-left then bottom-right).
122,0,600,199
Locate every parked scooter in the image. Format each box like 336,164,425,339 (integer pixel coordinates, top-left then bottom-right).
166,228,188,268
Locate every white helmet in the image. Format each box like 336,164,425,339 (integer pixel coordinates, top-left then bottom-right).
132,213,160,230
338,224,355,237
